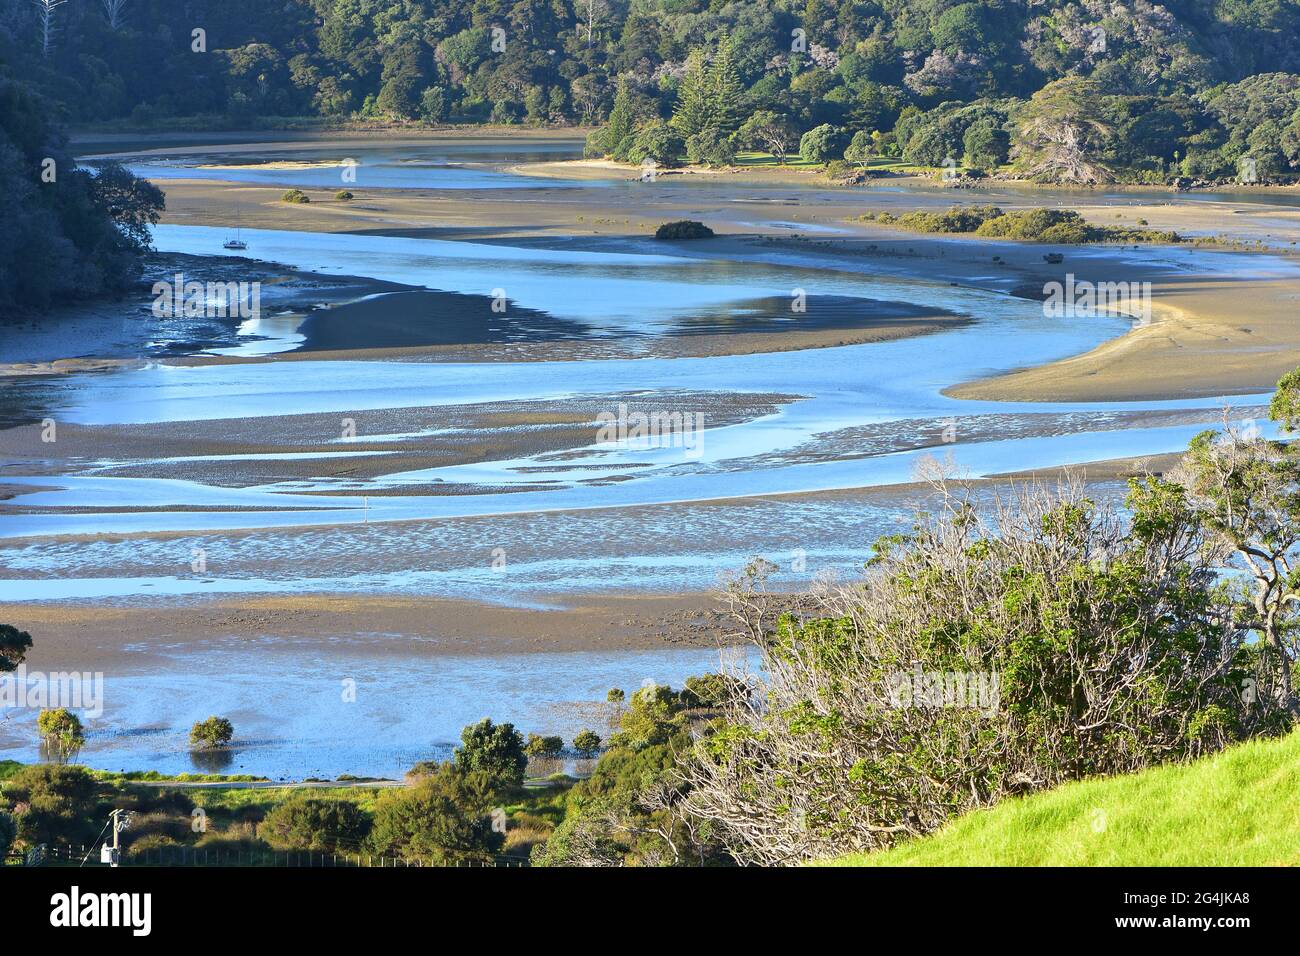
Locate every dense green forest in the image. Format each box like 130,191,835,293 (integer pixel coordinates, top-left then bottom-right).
0,72,163,312
3,0,1300,182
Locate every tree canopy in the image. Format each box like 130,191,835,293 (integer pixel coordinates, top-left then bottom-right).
3,0,1300,182
0,71,163,312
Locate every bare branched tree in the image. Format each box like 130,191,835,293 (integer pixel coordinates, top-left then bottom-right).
578,0,610,48
100,0,128,31
33,0,66,57
1171,416,1300,718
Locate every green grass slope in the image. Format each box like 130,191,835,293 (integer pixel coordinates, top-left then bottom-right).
818,730,1300,867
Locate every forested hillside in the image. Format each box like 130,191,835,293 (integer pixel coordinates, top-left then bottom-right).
3,1,1300,181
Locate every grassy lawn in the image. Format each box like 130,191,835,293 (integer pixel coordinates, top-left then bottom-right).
730,150,924,175
731,150,821,169
817,729,1300,867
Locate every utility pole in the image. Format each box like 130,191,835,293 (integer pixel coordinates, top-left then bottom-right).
98,809,131,867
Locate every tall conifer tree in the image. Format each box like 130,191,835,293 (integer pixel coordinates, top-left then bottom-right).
708,35,743,135
672,49,713,139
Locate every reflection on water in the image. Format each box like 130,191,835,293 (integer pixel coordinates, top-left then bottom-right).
189,748,235,774
105,140,589,190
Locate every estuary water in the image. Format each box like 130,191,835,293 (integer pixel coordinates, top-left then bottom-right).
0,142,1292,776
0,226,1277,555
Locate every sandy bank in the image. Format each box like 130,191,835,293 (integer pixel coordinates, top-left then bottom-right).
1,592,737,672
739,232,1300,403
948,267,1300,403
0,391,794,488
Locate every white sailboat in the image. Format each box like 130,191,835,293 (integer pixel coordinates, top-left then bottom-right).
223,208,248,250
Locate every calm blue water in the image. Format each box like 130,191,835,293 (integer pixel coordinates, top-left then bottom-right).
106,140,591,190
0,643,748,778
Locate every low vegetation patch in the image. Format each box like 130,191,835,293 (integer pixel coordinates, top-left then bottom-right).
856,205,1180,243
654,220,715,240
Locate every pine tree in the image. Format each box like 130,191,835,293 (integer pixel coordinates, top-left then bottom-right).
672,49,713,139
707,35,743,136
605,78,637,161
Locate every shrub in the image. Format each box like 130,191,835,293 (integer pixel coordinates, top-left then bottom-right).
453,718,527,791
189,716,234,750
194,821,269,855
654,220,714,240
2,764,100,845
126,833,183,854
895,204,1003,234
524,734,564,759
281,189,310,204
857,205,1179,244
679,474,1293,864
572,730,602,758
37,708,84,760
976,208,1091,240
418,86,448,124
823,159,853,181
368,763,504,864
260,798,371,852
334,190,354,201
685,129,735,167
122,811,193,848
628,121,684,168
681,674,744,709
962,118,1010,169
1180,147,1235,180
531,699,733,867
843,130,876,166
0,624,32,672
615,685,683,749
503,811,553,856
0,810,15,859
405,760,441,780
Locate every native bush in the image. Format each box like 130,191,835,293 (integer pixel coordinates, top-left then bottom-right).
679,466,1293,864
260,797,371,852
